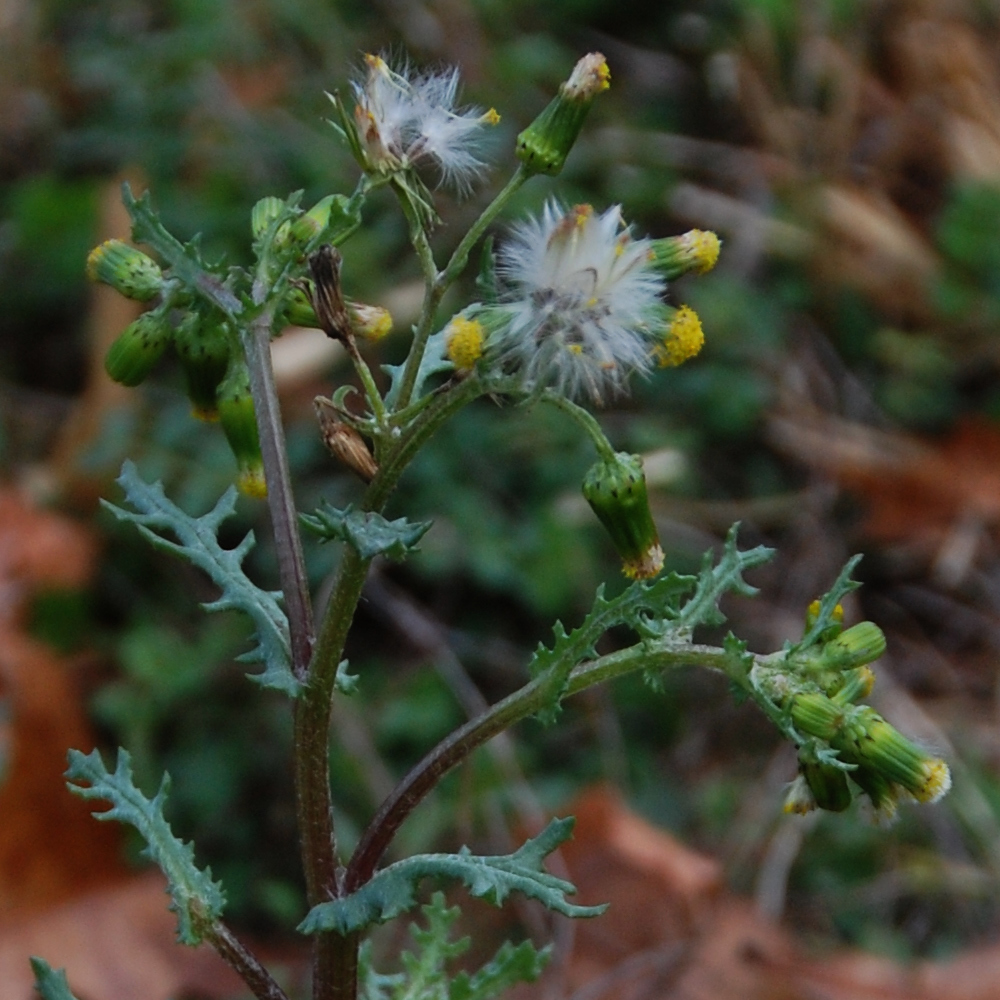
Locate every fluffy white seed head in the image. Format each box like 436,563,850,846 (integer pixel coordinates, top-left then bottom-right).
352,55,497,192
494,203,667,404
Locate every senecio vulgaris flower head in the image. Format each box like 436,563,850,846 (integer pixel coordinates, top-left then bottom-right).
493,202,672,405
349,54,500,192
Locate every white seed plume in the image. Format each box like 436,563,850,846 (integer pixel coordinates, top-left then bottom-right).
494,202,666,404
352,55,497,192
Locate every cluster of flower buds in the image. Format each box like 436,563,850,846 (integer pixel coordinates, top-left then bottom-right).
87,239,266,498
779,603,951,821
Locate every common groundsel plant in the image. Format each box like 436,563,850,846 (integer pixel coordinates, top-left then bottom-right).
36,51,952,1000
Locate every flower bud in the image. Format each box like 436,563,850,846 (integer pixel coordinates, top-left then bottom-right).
653,305,704,368
445,316,485,371
173,312,232,421
217,355,266,498
830,665,876,704
287,194,338,245
848,763,899,823
649,230,721,279
789,691,845,741
348,301,393,342
801,760,852,812
516,53,610,176
582,452,664,580
251,196,285,239
805,599,844,640
838,707,951,804
285,288,320,328
86,240,163,302
820,622,887,671
104,311,172,386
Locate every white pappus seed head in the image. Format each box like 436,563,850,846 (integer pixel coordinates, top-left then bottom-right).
494,202,667,404
352,54,499,192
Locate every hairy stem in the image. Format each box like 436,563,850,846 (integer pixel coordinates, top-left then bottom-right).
242,317,315,680
538,390,617,461
345,641,732,890
206,922,291,1000
295,546,368,1000
439,165,528,286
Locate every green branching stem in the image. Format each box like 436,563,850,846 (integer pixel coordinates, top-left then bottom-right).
345,639,736,891
205,922,291,1000
394,166,529,411
343,336,389,432
241,316,315,680
537,391,617,461
440,166,529,287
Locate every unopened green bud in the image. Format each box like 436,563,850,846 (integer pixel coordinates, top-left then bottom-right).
251,196,285,239
217,355,266,498
173,312,232,421
837,707,951,804
285,288,320,328
801,760,852,812
847,763,899,822
820,622,887,671
830,665,875,705
789,691,844,741
86,240,163,302
649,230,721,279
805,599,844,641
288,194,337,245
104,311,172,386
582,451,663,580
516,53,610,176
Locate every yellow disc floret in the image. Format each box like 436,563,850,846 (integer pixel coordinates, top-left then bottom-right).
655,305,704,368
348,301,393,342
683,229,721,274
445,316,485,371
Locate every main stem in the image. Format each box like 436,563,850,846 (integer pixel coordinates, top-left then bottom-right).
243,316,315,679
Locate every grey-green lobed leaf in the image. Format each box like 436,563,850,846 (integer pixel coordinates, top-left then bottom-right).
528,572,696,725
65,748,226,945
396,894,468,1000
384,328,454,408
301,501,432,562
448,941,550,1000
102,461,299,696
30,959,80,1000
298,817,605,936
661,523,774,636
789,555,864,653
122,183,243,318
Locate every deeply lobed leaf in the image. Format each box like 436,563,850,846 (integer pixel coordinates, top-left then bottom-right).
65,748,226,945
102,461,299,695
30,960,80,1000
301,502,432,562
298,817,604,936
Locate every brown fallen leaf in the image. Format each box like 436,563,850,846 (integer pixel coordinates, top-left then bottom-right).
0,873,242,1000
515,786,1000,1000
0,488,243,999
767,413,1000,549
